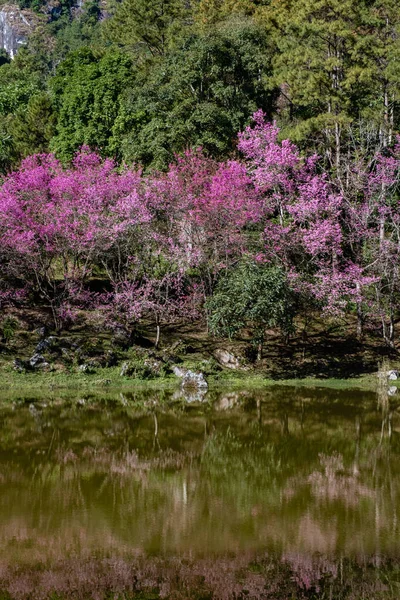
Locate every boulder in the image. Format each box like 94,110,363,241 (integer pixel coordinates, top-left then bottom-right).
29,353,47,368
172,365,208,399
387,370,399,381
35,336,57,353
214,348,242,370
172,365,189,378
13,358,29,372
120,361,130,377
181,370,208,390
78,363,96,374
34,326,48,339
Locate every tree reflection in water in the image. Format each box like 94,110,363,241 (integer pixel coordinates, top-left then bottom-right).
0,386,398,597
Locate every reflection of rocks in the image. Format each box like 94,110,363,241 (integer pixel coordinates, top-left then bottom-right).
173,387,208,403
172,366,208,402
388,386,398,396
214,392,240,411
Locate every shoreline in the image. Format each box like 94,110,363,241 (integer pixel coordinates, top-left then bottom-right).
0,367,383,397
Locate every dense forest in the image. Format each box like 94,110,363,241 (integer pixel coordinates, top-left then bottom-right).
2,0,400,364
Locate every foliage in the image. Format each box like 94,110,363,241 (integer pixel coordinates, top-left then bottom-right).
50,48,134,162
3,0,400,349
207,260,295,357
115,19,275,169
11,93,56,159
0,316,18,344
103,0,189,56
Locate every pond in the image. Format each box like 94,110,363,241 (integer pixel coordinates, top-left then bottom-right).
0,385,399,598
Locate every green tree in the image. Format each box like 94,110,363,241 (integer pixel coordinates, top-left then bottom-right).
206,261,295,360
354,0,400,147
0,119,16,174
50,48,134,162
114,18,276,169
259,0,369,168
12,93,56,159
103,0,189,56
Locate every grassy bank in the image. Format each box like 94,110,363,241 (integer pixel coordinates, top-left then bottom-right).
0,310,397,398
0,362,383,396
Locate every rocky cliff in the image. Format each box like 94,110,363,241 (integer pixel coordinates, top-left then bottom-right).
0,4,37,58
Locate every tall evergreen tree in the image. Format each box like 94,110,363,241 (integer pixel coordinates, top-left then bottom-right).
104,0,190,56
12,93,56,159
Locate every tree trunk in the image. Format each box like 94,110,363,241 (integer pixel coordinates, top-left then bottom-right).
155,317,161,349
257,339,263,362
356,282,363,340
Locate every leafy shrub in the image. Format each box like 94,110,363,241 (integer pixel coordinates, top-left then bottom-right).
1,316,18,344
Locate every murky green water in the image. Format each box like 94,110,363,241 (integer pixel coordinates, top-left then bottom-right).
0,386,398,561
0,386,399,597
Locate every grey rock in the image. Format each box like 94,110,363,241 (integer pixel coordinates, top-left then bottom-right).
35,336,57,353
29,353,46,368
172,365,188,378
35,361,51,372
181,370,208,390
172,366,208,401
78,363,95,374
387,370,399,381
35,326,47,339
120,361,130,377
214,348,241,370
13,358,29,372
173,366,208,388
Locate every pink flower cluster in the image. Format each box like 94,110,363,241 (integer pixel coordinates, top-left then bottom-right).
1,114,400,340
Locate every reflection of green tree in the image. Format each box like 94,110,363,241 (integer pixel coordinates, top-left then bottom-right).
0,390,399,563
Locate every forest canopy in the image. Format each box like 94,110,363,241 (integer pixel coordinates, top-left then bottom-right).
1,0,400,351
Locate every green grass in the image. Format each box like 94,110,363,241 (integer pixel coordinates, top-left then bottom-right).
0,362,382,399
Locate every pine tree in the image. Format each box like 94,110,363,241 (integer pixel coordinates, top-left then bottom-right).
12,93,56,159
260,0,364,169
104,0,190,56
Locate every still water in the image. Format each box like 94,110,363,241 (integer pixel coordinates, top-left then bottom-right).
0,385,399,597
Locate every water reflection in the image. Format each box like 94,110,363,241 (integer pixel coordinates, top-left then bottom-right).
0,386,399,568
